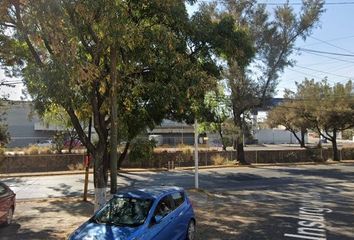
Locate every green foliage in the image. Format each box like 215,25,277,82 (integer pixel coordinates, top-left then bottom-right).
41,104,82,153
267,97,310,147
342,129,354,140
129,138,156,163
196,1,324,163
0,147,5,155
0,124,9,147
342,148,354,160
24,145,40,155
281,78,354,160
294,78,354,134
198,85,231,150
53,132,65,154
0,100,10,147
0,0,224,189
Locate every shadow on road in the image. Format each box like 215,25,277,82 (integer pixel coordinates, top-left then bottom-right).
0,223,57,240
270,164,354,182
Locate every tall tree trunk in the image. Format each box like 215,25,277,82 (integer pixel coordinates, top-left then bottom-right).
300,128,306,148
290,129,302,147
236,140,247,165
217,125,226,151
68,137,74,153
234,115,248,165
93,148,108,212
110,46,118,194
118,141,130,169
332,129,339,161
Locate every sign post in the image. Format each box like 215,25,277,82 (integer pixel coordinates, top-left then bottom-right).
194,119,199,189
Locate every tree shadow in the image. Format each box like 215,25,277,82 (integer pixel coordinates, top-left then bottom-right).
191,180,354,240
46,183,94,198
32,197,94,217
270,164,354,182
0,223,59,240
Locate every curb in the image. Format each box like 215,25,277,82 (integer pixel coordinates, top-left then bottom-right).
0,168,168,178
175,164,238,171
174,160,354,171
1,160,353,178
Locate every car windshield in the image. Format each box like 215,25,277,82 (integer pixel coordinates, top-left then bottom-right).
93,197,152,227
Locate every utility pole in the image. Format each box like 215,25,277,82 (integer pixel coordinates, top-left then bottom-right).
194,119,199,189
83,117,92,201
110,46,118,194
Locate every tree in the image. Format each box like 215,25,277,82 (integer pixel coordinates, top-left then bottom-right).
0,0,219,209
267,94,311,148
198,85,231,150
41,104,82,153
0,122,9,147
197,0,324,164
295,78,354,161
0,80,12,147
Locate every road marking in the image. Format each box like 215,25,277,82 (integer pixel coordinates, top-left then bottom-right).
284,192,332,240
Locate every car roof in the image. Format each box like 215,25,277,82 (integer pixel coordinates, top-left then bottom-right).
113,186,184,200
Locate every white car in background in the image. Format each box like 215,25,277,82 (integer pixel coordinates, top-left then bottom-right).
36,139,53,147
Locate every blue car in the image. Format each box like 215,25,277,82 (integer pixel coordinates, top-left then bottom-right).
69,186,196,240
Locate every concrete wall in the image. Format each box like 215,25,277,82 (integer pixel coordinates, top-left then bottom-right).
255,129,308,144
1,148,351,174
0,154,84,173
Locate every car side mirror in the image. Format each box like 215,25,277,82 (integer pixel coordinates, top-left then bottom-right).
150,215,163,227
155,215,163,223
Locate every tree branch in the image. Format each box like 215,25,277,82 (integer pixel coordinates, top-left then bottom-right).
66,107,95,154
13,0,43,67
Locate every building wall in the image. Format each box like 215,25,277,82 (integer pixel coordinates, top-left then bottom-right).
150,133,195,146
4,102,54,147
254,129,308,144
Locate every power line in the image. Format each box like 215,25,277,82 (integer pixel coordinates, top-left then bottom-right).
295,65,353,79
300,50,354,64
298,48,354,57
308,36,354,55
301,35,354,48
306,60,344,67
286,68,320,79
330,63,354,72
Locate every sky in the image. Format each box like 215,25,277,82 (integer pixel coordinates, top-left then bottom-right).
1,0,354,100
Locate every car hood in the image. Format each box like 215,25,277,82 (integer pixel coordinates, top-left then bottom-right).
69,222,139,240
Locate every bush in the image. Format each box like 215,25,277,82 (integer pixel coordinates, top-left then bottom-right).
39,147,52,154
176,144,190,149
68,163,84,171
176,148,193,165
342,129,354,140
0,124,9,147
211,154,227,165
24,145,40,155
342,148,354,160
283,151,297,162
53,132,65,154
129,138,156,163
0,148,5,155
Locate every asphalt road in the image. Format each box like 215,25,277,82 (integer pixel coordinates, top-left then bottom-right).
2,163,354,240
